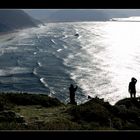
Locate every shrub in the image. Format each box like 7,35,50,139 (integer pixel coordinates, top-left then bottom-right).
0,93,63,107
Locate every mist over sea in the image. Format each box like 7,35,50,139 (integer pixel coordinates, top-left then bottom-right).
0,21,140,105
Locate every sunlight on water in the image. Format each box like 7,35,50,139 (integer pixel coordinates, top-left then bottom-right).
86,22,140,104
1,22,140,105
105,23,140,98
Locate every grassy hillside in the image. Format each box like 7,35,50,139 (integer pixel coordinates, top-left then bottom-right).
0,93,140,130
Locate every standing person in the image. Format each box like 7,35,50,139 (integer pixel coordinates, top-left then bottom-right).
128,77,137,98
69,84,78,105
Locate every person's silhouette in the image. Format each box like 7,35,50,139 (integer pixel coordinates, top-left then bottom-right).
128,77,137,98
69,84,78,105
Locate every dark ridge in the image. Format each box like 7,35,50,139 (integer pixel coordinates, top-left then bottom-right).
0,9,39,33
0,92,63,107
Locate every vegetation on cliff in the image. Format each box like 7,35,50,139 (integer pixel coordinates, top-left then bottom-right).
0,93,140,130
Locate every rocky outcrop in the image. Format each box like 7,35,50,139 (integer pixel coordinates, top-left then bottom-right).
67,97,140,130
0,110,25,123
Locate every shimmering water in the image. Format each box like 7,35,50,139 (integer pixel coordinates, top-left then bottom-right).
0,21,140,105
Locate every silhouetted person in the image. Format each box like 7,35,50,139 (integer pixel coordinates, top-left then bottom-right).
69,84,78,105
129,77,137,98
88,95,92,99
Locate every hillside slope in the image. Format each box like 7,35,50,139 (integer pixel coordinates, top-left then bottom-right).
0,9,39,33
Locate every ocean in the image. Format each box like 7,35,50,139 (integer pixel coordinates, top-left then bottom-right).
0,21,140,105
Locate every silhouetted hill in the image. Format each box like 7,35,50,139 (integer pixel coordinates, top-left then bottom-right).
0,10,39,33
115,97,140,109
24,9,140,22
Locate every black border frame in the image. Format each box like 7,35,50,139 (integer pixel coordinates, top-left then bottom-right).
0,0,140,138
